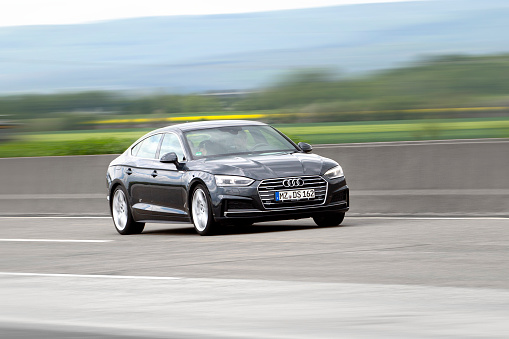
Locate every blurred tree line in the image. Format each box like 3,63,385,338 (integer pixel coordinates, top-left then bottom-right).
0,92,223,120
239,54,509,113
1,53,509,131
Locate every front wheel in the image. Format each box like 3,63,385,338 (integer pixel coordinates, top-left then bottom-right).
111,186,145,235
313,212,345,227
191,185,219,236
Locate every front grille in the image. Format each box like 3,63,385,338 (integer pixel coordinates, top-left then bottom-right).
258,176,327,209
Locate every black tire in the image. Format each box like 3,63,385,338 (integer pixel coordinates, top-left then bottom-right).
111,186,145,235
313,212,345,227
191,184,219,236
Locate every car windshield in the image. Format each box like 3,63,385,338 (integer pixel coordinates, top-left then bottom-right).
184,125,298,159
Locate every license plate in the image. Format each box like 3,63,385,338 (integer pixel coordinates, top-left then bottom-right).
275,189,315,201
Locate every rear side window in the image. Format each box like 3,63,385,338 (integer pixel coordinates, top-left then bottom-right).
132,134,162,159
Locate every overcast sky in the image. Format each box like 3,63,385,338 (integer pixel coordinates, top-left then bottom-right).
0,0,424,27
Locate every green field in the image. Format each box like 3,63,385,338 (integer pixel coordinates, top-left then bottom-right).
1,117,508,157
22,128,152,142
275,118,509,144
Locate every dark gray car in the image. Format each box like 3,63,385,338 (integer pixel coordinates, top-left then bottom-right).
106,120,349,235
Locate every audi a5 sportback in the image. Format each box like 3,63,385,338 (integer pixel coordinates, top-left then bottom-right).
106,120,349,235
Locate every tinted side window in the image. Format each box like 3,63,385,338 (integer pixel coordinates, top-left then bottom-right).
159,133,185,161
136,134,162,159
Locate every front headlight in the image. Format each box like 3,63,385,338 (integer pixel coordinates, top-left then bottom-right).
324,165,344,179
215,175,254,186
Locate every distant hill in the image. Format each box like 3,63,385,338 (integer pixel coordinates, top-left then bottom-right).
2,0,509,93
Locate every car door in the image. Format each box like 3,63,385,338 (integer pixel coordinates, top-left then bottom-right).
127,133,163,218
149,132,188,221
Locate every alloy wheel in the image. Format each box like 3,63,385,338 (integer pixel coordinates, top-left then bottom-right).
192,188,209,232
113,189,128,231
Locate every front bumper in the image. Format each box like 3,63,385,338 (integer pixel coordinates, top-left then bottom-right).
221,200,349,223
212,177,349,224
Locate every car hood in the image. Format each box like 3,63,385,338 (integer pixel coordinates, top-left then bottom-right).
187,152,338,180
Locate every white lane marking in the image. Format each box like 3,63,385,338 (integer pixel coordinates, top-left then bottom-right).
0,239,113,243
0,194,106,200
0,216,111,219
0,216,507,220
0,272,180,280
0,275,507,339
351,189,509,196
348,216,509,220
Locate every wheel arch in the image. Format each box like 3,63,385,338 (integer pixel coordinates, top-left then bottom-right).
109,180,126,210
187,178,207,217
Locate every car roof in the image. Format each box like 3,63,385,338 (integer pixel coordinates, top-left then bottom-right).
152,120,268,133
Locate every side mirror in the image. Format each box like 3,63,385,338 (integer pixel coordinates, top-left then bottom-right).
160,152,178,163
298,142,312,153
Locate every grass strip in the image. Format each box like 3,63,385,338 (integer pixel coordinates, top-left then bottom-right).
1,118,508,157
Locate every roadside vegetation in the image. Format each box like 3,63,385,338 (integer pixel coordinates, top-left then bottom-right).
1,53,508,157
2,117,508,157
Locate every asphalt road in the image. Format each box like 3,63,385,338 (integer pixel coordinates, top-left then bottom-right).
1,216,508,338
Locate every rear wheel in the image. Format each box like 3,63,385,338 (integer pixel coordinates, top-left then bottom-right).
313,212,345,227
111,186,145,235
191,185,219,236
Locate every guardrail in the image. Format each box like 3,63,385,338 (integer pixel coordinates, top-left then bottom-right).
0,139,507,216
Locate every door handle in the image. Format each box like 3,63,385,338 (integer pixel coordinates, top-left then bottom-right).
126,168,132,175
151,170,158,177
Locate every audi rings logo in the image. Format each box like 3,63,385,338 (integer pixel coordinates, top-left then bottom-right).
282,178,304,187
